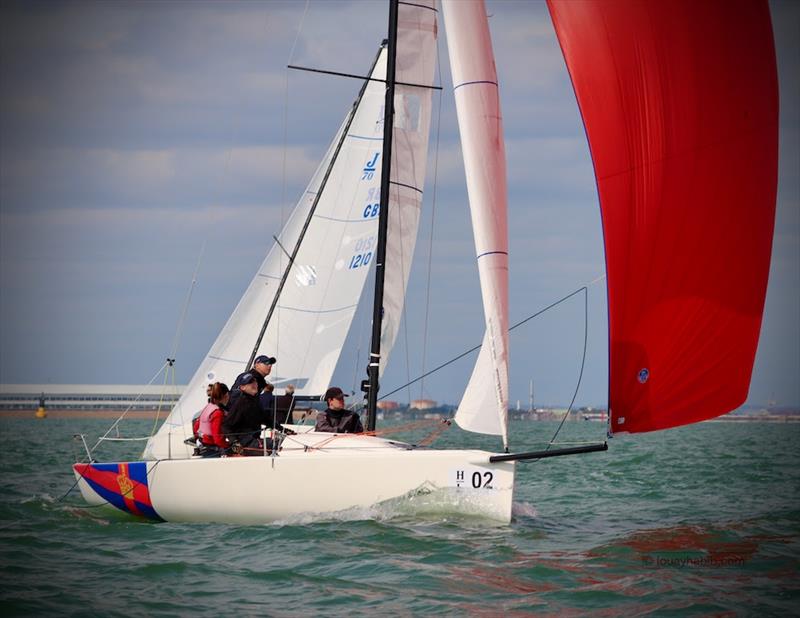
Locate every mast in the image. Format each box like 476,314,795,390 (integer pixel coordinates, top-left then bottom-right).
365,0,399,431
529,379,534,413
246,44,387,370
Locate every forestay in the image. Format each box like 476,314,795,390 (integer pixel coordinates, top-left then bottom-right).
442,0,510,448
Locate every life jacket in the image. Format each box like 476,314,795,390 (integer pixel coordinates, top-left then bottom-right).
198,403,221,444
191,412,202,439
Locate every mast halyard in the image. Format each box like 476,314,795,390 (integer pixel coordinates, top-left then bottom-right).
244,44,388,371
365,0,399,431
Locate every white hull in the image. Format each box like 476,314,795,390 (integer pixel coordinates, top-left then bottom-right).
74,430,515,524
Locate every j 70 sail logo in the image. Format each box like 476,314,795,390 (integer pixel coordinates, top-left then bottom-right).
362,152,379,180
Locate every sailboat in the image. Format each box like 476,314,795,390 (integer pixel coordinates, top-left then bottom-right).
71,0,778,524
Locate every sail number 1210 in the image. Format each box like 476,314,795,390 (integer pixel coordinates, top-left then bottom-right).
349,236,376,270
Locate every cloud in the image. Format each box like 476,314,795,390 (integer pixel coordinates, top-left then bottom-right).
1,144,323,213
0,0,797,407
0,2,303,152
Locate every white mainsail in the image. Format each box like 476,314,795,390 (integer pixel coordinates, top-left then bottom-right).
380,0,438,374
442,0,509,447
145,48,390,460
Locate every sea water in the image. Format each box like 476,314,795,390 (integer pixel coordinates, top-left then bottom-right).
0,416,798,615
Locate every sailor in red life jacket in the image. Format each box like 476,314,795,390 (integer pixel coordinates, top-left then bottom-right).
196,382,230,456
191,383,214,437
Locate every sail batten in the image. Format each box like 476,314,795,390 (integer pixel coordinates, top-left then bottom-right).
548,0,779,433
442,0,510,446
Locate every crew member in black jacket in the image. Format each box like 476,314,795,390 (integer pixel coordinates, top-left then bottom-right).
228,354,276,409
222,373,269,451
314,387,363,433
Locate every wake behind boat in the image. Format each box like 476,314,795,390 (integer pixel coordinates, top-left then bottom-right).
72,0,779,524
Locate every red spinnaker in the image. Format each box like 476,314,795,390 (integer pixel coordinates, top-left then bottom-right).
547,0,779,433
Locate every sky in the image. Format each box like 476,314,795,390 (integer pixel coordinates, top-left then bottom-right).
1,0,798,409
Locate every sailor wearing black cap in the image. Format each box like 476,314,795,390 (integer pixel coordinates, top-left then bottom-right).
228,354,276,409
314,387,363,434
221,372,268,451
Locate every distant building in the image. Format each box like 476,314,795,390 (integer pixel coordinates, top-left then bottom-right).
0,384,185,411
411,399,437,410
377,400,399,410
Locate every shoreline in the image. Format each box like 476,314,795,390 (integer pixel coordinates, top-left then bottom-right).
2,409,799,422
0,409,163,419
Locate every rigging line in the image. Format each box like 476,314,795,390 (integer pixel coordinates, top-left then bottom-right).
149,359,172,438
90,360,170,454
172,360,190,445
417,419,452,447
420,38,444,400
380,284,590,401
142,245,205,439
287,65,442,91
58,469,87,504
169,242,205,361
272,235,294,264
285,1,310,72
276,2,309,379
391,177,413,406
540,287,589,456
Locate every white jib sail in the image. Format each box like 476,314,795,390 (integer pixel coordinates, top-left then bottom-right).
145,48,389,460
442,0,509,447
380,0,438,375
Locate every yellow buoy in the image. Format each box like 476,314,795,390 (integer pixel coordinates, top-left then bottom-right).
36,393,47,418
